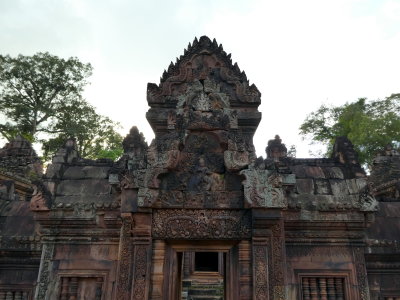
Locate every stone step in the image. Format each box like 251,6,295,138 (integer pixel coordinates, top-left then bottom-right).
187,284,224,289
189,289,223,296
188,296,223,300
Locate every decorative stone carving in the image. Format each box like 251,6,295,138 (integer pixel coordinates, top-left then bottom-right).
5,35,388,300
137,187,159,207
224,150,249,171
266,135,287,160
30,182,51,211
359,185,378,211
353,247,371,300
331,136,365,177
152,209,251,239
241,169,295,208
0,135,43,178
132,245,150,300
116,214,133,300
35,243,54,300
253,244,269,300
122,126,148,160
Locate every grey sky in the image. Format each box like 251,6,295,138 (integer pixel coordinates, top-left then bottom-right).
1,0,400,157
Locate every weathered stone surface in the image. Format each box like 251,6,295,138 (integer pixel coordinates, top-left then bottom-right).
315,179,331,195
305,166,326,179
224,150,249,171
241,169,293,208
1,36,396,300
329,179,349,195
346,179,359,195
63,166,110,179
0,136,42,178
296,179,314,194
324,167,345,179
56,179,111,196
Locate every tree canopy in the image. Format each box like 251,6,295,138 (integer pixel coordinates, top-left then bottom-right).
299,94,400,166
0,52,123,161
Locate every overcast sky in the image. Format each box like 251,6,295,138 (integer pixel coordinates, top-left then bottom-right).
1,0,399,158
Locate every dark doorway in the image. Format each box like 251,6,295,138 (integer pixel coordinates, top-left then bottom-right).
181,251,224,300
165,242,239,300
195,252,219,272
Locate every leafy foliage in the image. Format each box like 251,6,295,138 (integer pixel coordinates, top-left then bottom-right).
41,99,123,161
299,94,400,166
0,52,123,160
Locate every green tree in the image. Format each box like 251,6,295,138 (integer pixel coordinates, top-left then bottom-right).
0,52,123,160
299,94,400,166
41,99,123,161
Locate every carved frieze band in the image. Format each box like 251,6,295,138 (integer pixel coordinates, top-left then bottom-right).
115,216,133,300
35,243,54,300
152,209,251,239
353,247,370,300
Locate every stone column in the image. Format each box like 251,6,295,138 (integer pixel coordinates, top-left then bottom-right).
252,209,287,300
353,246,371,300
131,212,152,300
115,214,134,300
270,220,286,300
252,237,269,300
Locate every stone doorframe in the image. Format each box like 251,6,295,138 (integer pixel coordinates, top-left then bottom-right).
162,241,240,300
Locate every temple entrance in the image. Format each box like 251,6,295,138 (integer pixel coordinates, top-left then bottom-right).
164,242,239,300
181,251,225,300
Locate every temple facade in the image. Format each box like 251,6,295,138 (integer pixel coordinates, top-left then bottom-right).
0,36,399,300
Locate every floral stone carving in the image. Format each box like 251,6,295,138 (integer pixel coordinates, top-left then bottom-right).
152,209,251,239
241,169,295,208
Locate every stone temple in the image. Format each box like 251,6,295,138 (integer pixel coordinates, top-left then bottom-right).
0,36,399,300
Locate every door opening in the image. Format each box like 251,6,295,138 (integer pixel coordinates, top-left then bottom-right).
181,251,224,300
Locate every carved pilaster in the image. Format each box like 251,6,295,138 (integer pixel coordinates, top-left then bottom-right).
270,223,286,300
252,210,286,300
115,214,134,300
131,213,152,300
353,247,370,300
252,239,269,300
35,243,54,300
132,243,151,300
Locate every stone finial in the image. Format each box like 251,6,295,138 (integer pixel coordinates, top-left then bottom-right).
51,138,79,164
0,135,42,178
331,136,365,177
331,136,359,165
266,135,287,160
369,143,400,198
122,126,148,155
0,136,35,157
